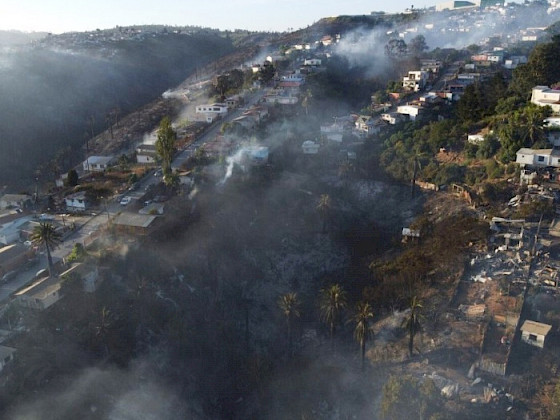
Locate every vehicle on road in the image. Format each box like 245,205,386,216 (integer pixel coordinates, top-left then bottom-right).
120,196,132,206
1,271,17,283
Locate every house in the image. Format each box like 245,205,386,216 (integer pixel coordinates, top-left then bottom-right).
520,320,552,349
59,263,102,293
397,104,423,121
402,70,429,92
381,112,404,125
0,213,32,246
112,213,159,236
0,346,16,372
302,141,320,154
232,115,258,131
548,131,560,147
0,194,32,210
55,172,69,188
304,58,322,66
354,115,381,137
139,203,165,215
64,191,90,212
320,122,345,142
15,276,62,310
225,96,242,108
82,156,114,172
195,103,228,123
264,94,298,105
531,86,560,113
136,144,158,164
468,128,492,144
402,227,421,243
420,59,441,74
503,55,527,70
515,148,560,168
243,147,269,165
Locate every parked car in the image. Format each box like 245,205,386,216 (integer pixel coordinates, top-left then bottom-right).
120,196,132,206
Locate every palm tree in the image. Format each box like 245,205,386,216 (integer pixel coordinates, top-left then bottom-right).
278,292,300,355
320,284,347,345
316,194,331,233
402,296,423,358
31,222,62,278
353,301,374,369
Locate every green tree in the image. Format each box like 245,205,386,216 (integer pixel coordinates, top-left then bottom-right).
31,222,62,278
155,116,177,175
353,301,374,369
385,38,408,58
278,292,300,355
66,242,86,263
402,296,423,357
511,35,560,96
409,34,428,55
65,169,79,187
319,284,348,345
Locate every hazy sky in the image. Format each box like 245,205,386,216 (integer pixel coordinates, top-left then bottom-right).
0,0,436,33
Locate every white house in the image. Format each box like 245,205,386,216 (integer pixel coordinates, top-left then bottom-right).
15,276,62,310
64,191,90,212
381,113,403,125
402,70,429,92
531,86,560,113
195,103,228,123
354,115,380,137
520,320,552,349
320,122,344,142
136,144,158,164
302,140,320,154
59,263,102,293
82,156,114,172
397,104,423,121
264,94,298,105
243,147,269,165
516,148,560,168
420,59,441,74
304,58,322,66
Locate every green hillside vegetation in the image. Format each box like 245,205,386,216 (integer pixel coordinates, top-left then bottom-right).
378,35,560,194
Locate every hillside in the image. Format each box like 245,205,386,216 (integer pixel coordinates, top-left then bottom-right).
0,26,275,188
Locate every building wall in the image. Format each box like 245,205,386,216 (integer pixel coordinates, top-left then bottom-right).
521,331,545,348
137,154,156,164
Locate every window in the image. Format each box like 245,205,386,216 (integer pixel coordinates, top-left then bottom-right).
528,333,537,341
538,156,545,162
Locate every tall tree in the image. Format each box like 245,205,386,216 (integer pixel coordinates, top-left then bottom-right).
402,296,423,357
31,222,62,278
353,301,374,369
155,116,177,176
409,35,428,55
320,284,348,345
316,194,331,233
278,292,300,355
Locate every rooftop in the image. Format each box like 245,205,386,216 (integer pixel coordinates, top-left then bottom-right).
113,213,158,228
520,320,552,336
